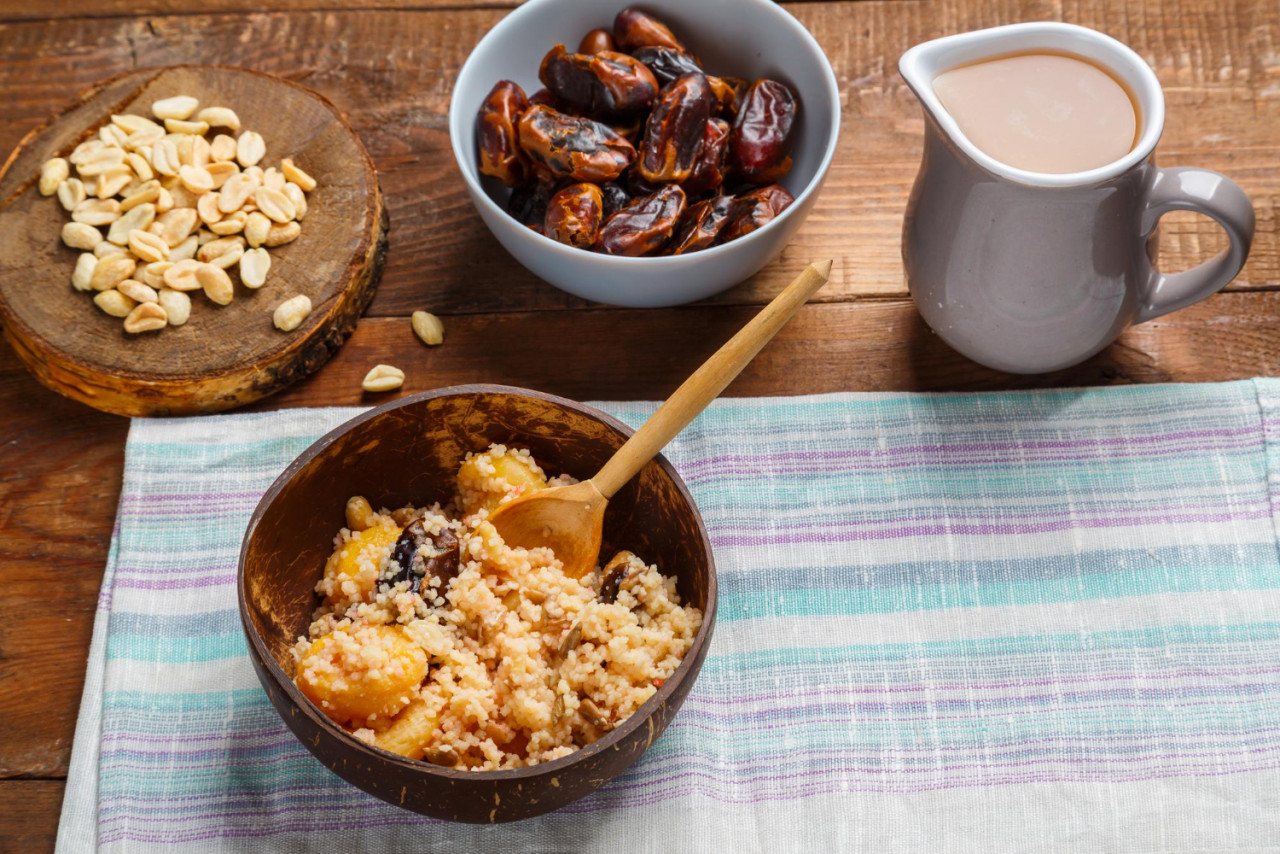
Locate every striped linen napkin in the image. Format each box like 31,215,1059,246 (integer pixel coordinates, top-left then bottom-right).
58,382,1280,852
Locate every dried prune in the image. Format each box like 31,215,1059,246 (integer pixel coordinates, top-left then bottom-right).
598,184,687,256
668,194,734,254
638,73,713,183
730,79,798,184
517,105,636,182
476,80,530,188
720,183,795,243
545,182,604,248
613,7,685,52
599,182,631,217
539,44,658,116
385,520,460,596
684,118,731,196
630,46,703,86
579,28,615,55
707,75,749,118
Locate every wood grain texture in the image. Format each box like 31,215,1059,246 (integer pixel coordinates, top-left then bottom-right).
0,65,388,416
3,0,1280,847
0,0,1273,318
0,341,125,778
3,781,63,852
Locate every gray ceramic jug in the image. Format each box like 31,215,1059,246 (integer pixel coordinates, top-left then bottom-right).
900,23,1255,374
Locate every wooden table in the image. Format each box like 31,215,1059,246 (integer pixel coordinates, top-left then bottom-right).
1,0,1276,847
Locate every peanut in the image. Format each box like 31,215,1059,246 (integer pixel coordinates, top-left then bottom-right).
57,178,86,212
411,311,445,346
152,95,199,121
362,364,405,393
62,222,103,250
107,203,156,245
88,254,136,292
128,228,170,264
158,288,191,325
254,187,295,223
179,164,215,194
196,107,240,131
39,158,69,196
239,247,270,288
197,263,234,305
283,182,307,220
162,258,202,292
281,158,317,192
123,301,168,333
118,279,159,304
165,119,210,136
244,212,271,248
273,294,312,332
209,210,247,236
264,221,301,247
71,253,97,292
72,198,121,226
236,131,266,167
94,289,136,317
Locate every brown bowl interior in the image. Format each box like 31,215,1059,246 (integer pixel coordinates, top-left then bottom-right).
238,384,717,822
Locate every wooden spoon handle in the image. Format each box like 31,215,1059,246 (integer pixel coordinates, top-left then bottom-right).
592,259,833,499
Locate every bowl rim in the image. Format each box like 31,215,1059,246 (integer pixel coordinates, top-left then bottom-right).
447,0,842,266
237,383,719,783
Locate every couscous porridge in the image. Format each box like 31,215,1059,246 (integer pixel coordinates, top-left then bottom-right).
291,444,702,770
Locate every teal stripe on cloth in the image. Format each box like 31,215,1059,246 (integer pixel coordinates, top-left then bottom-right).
57,382,1280,852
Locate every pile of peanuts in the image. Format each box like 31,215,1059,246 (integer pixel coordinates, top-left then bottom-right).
39,95,317,335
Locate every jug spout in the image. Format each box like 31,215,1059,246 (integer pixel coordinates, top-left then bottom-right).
898,22,1166,188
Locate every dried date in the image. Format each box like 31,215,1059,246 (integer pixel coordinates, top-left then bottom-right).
507,169,558,227
385,520,460,596
720,183,795,244
545,182,605,248
668,194,734,254
598,184,686,256
579,28,616,55
529,88,560,108
476,80,530,188
599,182,631,217
707,75,749,118
517,105,636,182
683,118,731,196
730,79,798,184
613,7,685,52
630,46,703,86
539,44,658,116
638,73,713,183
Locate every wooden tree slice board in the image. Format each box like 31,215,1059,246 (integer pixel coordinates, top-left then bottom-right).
0,65,387,417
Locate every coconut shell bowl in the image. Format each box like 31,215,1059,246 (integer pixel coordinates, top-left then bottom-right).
237,384,718,822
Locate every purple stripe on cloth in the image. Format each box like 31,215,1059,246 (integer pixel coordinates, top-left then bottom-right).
712,507,1272,547
676,425,1263,472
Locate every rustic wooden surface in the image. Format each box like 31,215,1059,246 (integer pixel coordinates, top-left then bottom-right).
1,0,1277,847
0,65,387,416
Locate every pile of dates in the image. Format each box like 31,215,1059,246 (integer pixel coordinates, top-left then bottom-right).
475,7,799,256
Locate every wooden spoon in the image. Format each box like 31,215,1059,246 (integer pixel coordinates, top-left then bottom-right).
489,259,833,578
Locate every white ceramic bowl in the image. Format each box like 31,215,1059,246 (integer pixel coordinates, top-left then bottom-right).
449,0,841,307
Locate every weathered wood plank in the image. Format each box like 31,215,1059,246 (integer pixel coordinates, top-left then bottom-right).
0,339,126,778
0,0,1273,318
1,780,63,853
256,291,1280,407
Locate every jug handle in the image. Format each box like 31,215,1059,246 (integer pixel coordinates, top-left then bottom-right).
1135,166,1255,325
